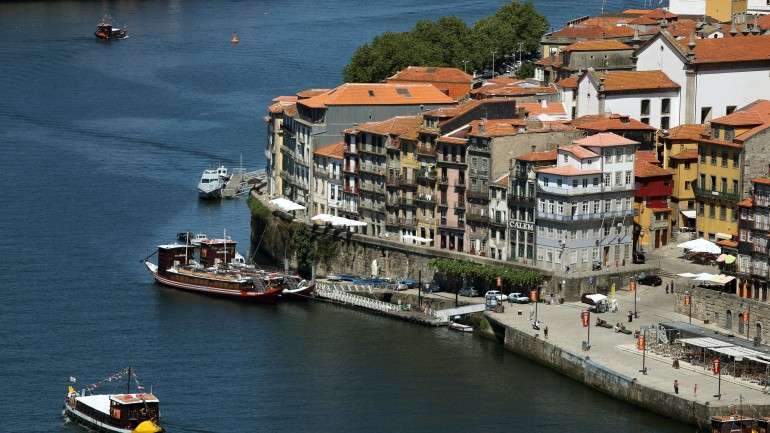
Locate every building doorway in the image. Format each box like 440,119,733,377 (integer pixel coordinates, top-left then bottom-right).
725,310,733,331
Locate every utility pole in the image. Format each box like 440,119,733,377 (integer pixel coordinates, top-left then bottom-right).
639,328,648,375
462,60,469,74
517,42,524,67
491,50,497,78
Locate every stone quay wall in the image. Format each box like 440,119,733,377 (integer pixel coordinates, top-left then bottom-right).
484,314,768,429
674,286,770,345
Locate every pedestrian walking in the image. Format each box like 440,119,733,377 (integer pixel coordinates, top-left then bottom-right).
544,326,549,339
628,311,633,323
665,283,669,294
671,281,675,293
693,383,698,397
674,379,679,395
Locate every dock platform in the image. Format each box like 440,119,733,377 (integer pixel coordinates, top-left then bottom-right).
222,169,266,198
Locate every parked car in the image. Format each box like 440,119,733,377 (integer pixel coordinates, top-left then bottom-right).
637,274,662,286
484,290,508,302
423,282,441,293
459,287,479,297
398,278,417,289
508,292,530,304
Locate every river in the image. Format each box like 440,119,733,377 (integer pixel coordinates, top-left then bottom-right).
0,0,690,431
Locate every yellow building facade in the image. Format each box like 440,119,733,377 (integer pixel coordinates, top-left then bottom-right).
660,125,705,232
706,0,747,22
695,128,743,241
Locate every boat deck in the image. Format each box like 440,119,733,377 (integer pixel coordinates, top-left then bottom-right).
76,395,110,415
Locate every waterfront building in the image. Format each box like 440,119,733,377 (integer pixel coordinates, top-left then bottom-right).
341,129,360,221
311,141,344,216
635,32,770,125
385,66,473,100
488,174,509,260
570,113,656,149
509,150,558,264
633,155,674,250
556,76,578,120
465,120,494,256
265,96,298,197
660,124,706,234
736,180,770,301
539,21,635,74
695,100,770,241
534,39,635,84
470,80,559,103
575,69,680,130
535,133,637,273
436,132,467,252
272,83,454,207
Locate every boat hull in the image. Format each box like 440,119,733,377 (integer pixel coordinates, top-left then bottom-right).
281,281,315,301
197,186,222,199
145,262,281,303
63,402,151,433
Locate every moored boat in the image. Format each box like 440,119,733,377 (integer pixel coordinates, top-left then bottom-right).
280,277,315,301
95,17,128,40
144,237,282,303
197,165,229,199
63,368,162,433
448,322,473,333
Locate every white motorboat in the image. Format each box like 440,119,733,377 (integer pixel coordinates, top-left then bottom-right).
448,322,473,333
197,166,229,199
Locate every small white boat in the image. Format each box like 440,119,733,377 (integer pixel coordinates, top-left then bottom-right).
197,166,229,199
449,322,473,333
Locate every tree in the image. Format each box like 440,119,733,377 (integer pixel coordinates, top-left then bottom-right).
342,1,549,83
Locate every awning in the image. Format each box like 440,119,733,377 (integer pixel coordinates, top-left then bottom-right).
311,213,366,227
270,197,305,212
677,238,721,254
677,272,698,278
681,210,696,219
678,337,733,349
585,293,607,303
716,232,733,240
402,234,433,243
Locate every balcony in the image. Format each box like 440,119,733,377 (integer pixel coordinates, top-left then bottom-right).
359,182,386,195
693,186,740,204
358,200,385,213
453,180,467,189
537,209,633,222
754,221,770,231
400,196,415,206
508,194,535,207
344,143,356,154
440,219,465,230
343,164,356,174
386,196,400,207
386,176,401,187
489,217,506,227
438,176,449,186
340,202,358,213
416,169,437,183
438,198,448,207
314,166,329,179
358,143,386,155
399,217,416,227
437,155,467,165
466,211,489,224
415,194,436,205
400,177,417,188
753,243,768,254
537,184,604,196
343,185,359,195
359,164,385,176
416,144,437,157
650,219,670,230
386,216,400,227
467,188,489,201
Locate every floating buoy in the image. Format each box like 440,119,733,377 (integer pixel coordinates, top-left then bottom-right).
230,32,240,45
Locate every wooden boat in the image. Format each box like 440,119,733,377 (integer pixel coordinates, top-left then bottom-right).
449,322,473,333
144,238,282,303
63,368,162,433
280,277,315,301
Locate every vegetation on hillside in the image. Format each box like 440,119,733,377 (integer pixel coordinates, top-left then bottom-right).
428,258,543,291
342,1,549,83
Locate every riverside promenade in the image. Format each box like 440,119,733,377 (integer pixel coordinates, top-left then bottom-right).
485,285,770,428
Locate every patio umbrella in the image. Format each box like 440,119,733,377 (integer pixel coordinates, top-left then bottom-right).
676,238,721,254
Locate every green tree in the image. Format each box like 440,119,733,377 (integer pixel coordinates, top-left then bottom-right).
342,1,549,83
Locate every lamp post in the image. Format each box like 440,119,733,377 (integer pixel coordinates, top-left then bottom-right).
461,60,469,74
638,328,648,375
631,277,638,318
491,50,497,78
712,357,722,400
581,310,591,351
418,269,422,309
531,288,539,323
745,304,751,341
684,291,692,324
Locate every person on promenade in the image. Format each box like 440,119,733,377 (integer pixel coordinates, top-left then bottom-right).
544,326,549,339
665,283,669,294
674,379,679,395
628,311,633,323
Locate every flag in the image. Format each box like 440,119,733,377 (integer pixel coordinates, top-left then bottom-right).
69,376,77,383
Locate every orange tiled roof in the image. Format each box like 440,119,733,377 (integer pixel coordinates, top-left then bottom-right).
753,177,770,185
556,76,578,89
636,150,658,164
717,239,739,248
296,89,330,99
471,82,558,98
494,174,510,187
571,114,656,131
537,166,602,176
595,70,679,93
468,118,527,137
573,132,639,147
313,141,345,159
549,24,635,39
669,149,698,160
267,100,296,114
622,8,654,15
737,197,754,208
560,144,599,159
517,150,558,162
284,104,298,117
635,160,673,178
582,16,635,27
629,15,658,25
273,95,298,103
645,8,677,20
298,83,455,108
710,100,770,143
387,66,472,84
535,54,563,67
519,102,566,117
664,124,707,141
356,116,422,140
562,39,633,52
693,35,770,64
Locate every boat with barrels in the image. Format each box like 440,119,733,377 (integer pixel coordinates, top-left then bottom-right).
63,367,162,433
94,17,128,40
144,236,282,303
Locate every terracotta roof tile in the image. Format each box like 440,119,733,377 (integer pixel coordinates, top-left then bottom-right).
629,15,659,25
711,100,770,143
298,83,455,108
549,24,635,39
313,141,344,159
296,89,330,98
516,150,558,162
493,174,510,187
468,118,527,137
595,70,679,93
645,8,677,20
535,54,562,67
518,102,566,117
563,39,633,52
571,114,656,132
267,100,296,114
636,150,658,164
537,166,602,176
387,66,472,84
573,132,639,147
669,149,698,160
556,76,578,89
622,9,655,15
560,144,599,159
693,35,770,64
470,82,558,98
737,197,754,207
273,95,298,103
356,116,422,140
635,160,673,178
664,124,707,141
753,177,770,185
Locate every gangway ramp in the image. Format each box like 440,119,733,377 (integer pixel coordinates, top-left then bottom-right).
435,303,486,321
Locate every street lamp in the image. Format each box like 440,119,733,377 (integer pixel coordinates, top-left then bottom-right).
712,357,722,400
461,60,469,74
631,277,638,318
684,291,692,324
491,50,497,78
638,328,648,375
581,310,591,351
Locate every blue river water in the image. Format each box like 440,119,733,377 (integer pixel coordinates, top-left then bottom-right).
0,1,690,432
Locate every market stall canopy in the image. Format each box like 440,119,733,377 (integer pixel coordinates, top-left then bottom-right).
585,294,607,303
677,272,698,278
724,255,736,264
680,210,696,219
678,337,733,349
270,197,305,212
676,238,721,254
311,213,366,227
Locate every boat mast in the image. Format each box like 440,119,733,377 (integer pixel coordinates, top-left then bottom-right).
127,367,131,394
223,228,227,266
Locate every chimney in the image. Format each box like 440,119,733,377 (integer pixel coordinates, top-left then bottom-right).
541,99,548,109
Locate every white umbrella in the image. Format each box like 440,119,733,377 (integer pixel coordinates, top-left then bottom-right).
676,238,721,254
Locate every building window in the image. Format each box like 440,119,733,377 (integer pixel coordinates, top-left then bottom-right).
593,177,599,186
720,206,726,221
563,154,568,163
661,98,671,115
641,99,650,116
685,181,691,190
709,204,715,218
604,173,610,186
684,162,691,170
699,149,706,164
544,177,549,186
582,202,589,213
615,172,622,185
710,148,717,165
733,153,739,167
583,178,588,188
572,179,578,188
698,202,704,216
593,200,600,213
625,171,632,185
661,116,670,130
733,179,739,194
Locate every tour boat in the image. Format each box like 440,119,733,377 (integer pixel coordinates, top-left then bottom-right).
63,368,162,433
197,165,229,199
144,237,282,303
95,18,128,40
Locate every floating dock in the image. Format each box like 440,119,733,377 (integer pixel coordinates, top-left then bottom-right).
222,169,266,198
